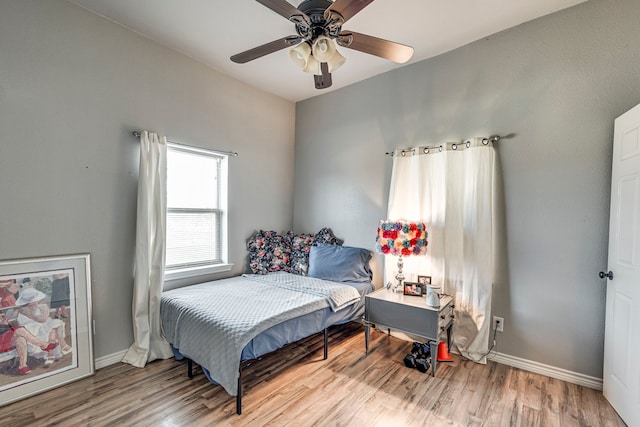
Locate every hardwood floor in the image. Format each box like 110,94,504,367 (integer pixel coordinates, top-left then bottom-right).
0,323,624,426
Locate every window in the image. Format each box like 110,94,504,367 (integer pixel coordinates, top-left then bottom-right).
164,143,230,280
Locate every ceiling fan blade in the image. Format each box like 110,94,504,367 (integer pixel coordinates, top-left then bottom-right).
231,36,302,64
336,31,414,63
314,62,332,89
256,0,309,21
325,0,374,24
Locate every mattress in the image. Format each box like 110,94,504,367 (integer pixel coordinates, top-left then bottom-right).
160,272,374,395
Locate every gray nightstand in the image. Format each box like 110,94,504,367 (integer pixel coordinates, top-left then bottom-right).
364,287,454,376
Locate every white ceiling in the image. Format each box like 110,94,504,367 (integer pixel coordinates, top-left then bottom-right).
68,0,587,102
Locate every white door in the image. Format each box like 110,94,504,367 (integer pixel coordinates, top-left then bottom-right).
603,102,640,426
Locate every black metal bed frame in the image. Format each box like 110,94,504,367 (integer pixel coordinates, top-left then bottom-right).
186,328,329,415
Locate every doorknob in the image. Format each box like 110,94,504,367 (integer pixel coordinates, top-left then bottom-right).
599,270,614,280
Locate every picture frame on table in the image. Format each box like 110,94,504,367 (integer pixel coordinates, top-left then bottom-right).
0,254,94,407
417,275,432,292
403,281,423,297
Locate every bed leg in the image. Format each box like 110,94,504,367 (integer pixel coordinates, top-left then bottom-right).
236,367,242,415
323,328,328,360
187,359,193,379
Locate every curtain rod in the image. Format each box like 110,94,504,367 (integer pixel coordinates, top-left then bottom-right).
132,131,239,157
385,135,502,156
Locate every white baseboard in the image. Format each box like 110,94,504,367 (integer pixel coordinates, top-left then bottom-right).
488,351,603,390
93,347,603,391
375,327,603,390
95,349,127,370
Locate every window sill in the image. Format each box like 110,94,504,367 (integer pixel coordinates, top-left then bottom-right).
164,263,234,282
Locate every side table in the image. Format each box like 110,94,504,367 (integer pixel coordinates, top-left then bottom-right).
364,287,454,376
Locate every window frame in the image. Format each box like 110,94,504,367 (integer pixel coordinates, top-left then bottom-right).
163,142,232,282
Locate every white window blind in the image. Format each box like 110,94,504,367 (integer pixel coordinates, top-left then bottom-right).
166,143,228,274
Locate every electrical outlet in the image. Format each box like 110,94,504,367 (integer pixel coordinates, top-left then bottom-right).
493,316,504,332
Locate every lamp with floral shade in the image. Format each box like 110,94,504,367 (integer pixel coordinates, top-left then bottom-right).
376,220,428,292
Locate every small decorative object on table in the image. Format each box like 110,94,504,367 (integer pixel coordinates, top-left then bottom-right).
426,284,441,307
417,275,431,292
417,275,431,284
376,220,428,293
403,281,423,296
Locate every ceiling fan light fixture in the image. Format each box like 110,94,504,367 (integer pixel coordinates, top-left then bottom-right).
303,55,322,74
312,36,335,61
312,36,346,72
233,0,411,89
326,49,345,72
289,42,312,69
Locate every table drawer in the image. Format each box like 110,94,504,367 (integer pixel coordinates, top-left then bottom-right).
438,303,454,332
366,297,439,340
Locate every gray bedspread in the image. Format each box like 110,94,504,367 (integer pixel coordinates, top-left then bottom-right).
160,272,361,396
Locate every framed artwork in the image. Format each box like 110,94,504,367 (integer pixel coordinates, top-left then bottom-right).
417,275,431,285
403,282,423,297
0,254,94,406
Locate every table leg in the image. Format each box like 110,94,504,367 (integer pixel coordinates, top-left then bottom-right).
364,323,370,353
430,340,438,377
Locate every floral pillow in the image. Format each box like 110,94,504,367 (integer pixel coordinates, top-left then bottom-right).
289,227,342,275
288,232,314,275
247,228,341,275
246,230,292,274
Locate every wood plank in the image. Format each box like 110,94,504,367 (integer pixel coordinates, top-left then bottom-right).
0,323,625,426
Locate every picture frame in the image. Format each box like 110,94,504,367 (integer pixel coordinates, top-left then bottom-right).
417,275,431,285
403,281,423,297
0,254,94,406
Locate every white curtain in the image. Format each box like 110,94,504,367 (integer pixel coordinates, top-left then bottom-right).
122,131,173,367
386,137,496,363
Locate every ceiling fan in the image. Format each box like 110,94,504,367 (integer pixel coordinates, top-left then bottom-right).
230,0,414,89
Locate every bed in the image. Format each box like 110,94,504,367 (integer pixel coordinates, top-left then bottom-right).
160,241,374,414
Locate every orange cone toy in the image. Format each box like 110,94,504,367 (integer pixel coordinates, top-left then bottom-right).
437,341,454,362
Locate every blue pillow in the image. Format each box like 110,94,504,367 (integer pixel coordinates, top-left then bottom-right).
308,244,373,283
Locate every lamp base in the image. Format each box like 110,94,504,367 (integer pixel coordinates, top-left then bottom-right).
394,255,405,293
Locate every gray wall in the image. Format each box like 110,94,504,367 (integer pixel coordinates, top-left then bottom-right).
3,0,638,381
294,0,640,378
0,0,295,359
